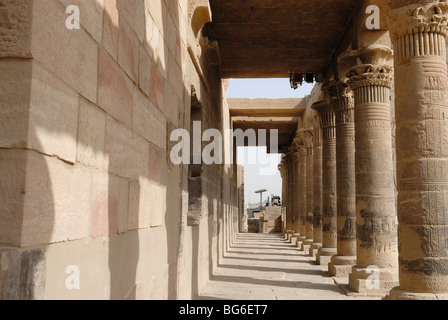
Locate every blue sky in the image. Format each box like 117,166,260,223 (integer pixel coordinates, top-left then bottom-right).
227,78,314,209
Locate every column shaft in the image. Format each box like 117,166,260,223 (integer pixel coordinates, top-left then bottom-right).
304,145,314,249
298,147,307,243
279,160,288,233
347,45,399,294
286,155,294,232
329,82,357,277
312,100,337,265
293,152,301,234
310,118,323,257
388,2,448,299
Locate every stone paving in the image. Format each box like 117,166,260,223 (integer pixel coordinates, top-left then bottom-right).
199,233,381,300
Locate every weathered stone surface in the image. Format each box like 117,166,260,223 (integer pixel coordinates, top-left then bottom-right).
77,98,106,169
0,248,46,300
128,179,152,230
104,115,149,180
44,228,149,300
90,170,129,238
117,0,136,27
167,48,183,99
328,79,357,277
132,86,167,149
103,0,119,60
0,150,27,246
21,151,91,247
28,62,79,164
388,2,448,299
31,0,98,102
311,116,323,257
0,0,33,58
138,44,152,97
0,59,32,149
312,99,337,265
296,146,307,243
98,48,133,128
59,0,105,43
150,58,166,111
118,17,139,82
0,149,91,247
347,45,399,294
7,0,448,302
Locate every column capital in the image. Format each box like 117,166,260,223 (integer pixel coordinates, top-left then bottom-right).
388,1,448,40
298,128,314,156
286,146,298,156
329,80,355,113
311,101,336,140
286,146,300,163
293,138,308,157
278,159,287,176
298,128,313,147
346,45,394,92
387,2,448,61
311,100,333,116
281,155,290,170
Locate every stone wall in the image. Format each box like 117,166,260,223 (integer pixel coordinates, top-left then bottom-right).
260,207,282,234
0,0,239,300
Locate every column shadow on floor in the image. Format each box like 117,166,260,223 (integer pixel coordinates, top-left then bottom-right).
204,232,344,298
217,264,324,276
207,274,341,292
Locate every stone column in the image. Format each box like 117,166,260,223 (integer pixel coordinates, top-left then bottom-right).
285,151,295,232
295,143,308,247
312,99,337,265
279,159,288,233
328,80,357,277
301,131,314,252
310,115,323,257
292,149,301,235
387,1,448,300
346,45,399,294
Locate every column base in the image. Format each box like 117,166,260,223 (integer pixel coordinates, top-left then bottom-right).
286,230,294,241
389,287,448,300
290,233,300,246
316,247,337,266
348,266,398,295
301,239,313,252
309,243,322,257
297,236,306,251
328,255,356,277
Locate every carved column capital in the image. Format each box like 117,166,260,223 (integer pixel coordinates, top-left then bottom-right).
329,80,355,113
388,2,448,61
285,146,299,164
347,66,394,90
278,159,287,177
346,45,394,86
297,129,314,157
311,101,336,140
388,1,448,39
345,46,394,106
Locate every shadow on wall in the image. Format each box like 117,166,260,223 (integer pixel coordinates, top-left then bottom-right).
0,56,52,299
0,0,185,300
1,0,236,300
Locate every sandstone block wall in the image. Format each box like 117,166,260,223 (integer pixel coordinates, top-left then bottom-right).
0,0,238,300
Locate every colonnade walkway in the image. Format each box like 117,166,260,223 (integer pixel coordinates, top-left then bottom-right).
199,233,380,300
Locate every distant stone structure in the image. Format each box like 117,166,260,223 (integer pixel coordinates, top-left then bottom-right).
259,207,282,234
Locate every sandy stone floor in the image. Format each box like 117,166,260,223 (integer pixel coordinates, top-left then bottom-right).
199,233,381,300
